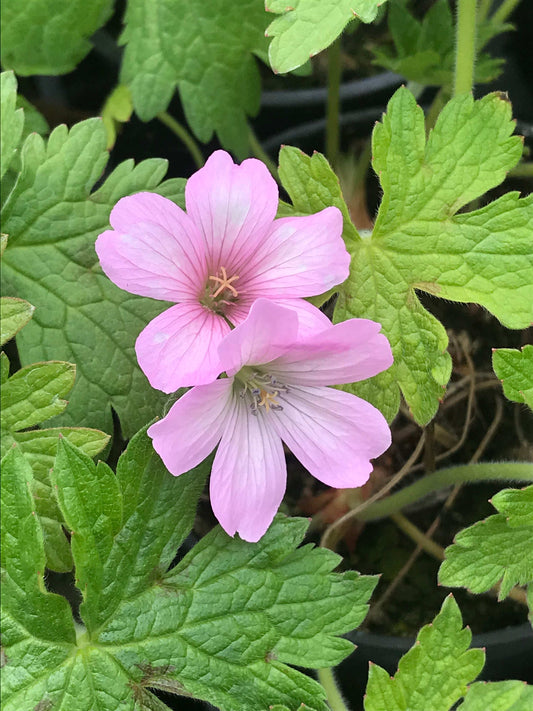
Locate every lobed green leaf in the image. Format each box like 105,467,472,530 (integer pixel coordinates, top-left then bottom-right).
1,117,182,436
439,485,533,599
1,448,76,711
0,361,75,434
458,681,533,711
120,0,270,156
0,296,34,345
266,0,385,74
364,596,484,710
493,345,533,410
0,71,24,180
334,88,531,423
0,0,113,75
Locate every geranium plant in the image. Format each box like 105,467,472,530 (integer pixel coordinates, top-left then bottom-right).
1,1,532,710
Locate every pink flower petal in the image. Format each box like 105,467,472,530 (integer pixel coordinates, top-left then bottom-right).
218,299,299,376
211,397,286,542
96,193,207,301
240,207,349,298
224,296,331,337
148,378,234,476
185,151,279,272
270,385,391,488
269,318,393,386
136,302,230,392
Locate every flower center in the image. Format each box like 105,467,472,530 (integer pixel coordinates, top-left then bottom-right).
200,266,240,315
235,368,289,416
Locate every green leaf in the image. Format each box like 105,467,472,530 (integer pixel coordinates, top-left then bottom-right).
364,596,484,711
13,427,111,572
0,361,75,434
52,426,209,633
333,88,531,423
1,449,75,707
0,71,24,180
459,681,533,711
439,485,533,599
266,0,385,74
1,117,182,435
98,516,376,709
493,345,533,410
374,0,508,87
1,353,109,572
101,85,133,150
119,0,270,156
0,0,113,75
0,296,34,345
278,146,361,246
52,439,123,628
4,425,377,710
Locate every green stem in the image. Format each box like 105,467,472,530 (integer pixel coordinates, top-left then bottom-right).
491,0,521,24
454,0,478,96
326,37,342,169
157,112,204,169
477,0,493,22
317,668,350,711
248,126,279,182
355,462,533,523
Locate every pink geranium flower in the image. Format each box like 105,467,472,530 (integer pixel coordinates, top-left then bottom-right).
95,150,349,392
148,299,393,542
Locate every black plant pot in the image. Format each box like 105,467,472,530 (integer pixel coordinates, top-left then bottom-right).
335,623,533,710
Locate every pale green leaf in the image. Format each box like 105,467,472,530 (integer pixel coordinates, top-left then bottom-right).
493,345,533,410
333,88,531,423
119,0,270,155
0,0,113,75
459,681,533,711
364,596,484,711
0,361,75,434
0,296,34,345
439,485,533,599
101,85,133,150
0,448,75,655
0,71,24,179
1,117,182,435
1,353,109,571
52,439,123,628
266,0,385,74
1,352,9,384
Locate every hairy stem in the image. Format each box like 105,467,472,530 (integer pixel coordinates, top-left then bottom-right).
454,0,478,96
326,37,342,169
317,668,350,711
355,462,533,523
157,112,204,169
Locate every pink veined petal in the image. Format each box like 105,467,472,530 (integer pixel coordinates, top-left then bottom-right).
269,385,391,488
239,207,349,298
148,378,234,477
218,298,299,377
211,396,286,542
136,302,231,392
96,195,207,301
224,296,331,338
269,318,393,387
185,151,279,272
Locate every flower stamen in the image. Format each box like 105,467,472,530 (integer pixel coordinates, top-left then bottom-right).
208,266,240,298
